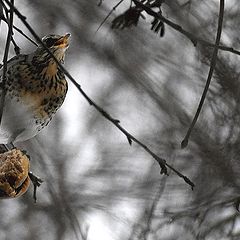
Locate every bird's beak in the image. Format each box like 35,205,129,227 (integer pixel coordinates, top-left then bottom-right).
55,33,71,48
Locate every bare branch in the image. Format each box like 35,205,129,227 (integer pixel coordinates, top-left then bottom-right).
0,0,14,127
132,0,240,56
95,0,125,33
3,0,195,188
181,0,225,148
10,36,20,54
0,15,37,46
1,2,20,54
28,172,43,203
132,0,226,148
0,1,3,26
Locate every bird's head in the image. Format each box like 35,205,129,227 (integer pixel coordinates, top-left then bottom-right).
33,33,70,64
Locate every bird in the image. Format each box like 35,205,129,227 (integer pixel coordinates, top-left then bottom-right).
0,33,70,144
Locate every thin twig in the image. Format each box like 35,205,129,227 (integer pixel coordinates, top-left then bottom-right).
132,0,226,147
0,15,38,46
11,22,38,46
10,35,20,54
0,0,14,127
28,172,43,203
3,0,195,188
132,0,240,56
1,2,20,54
0,1,3,26
95,0,124,33
0,1,37,46
181,0,225,148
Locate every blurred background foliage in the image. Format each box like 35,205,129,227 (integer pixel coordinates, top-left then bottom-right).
1,0,240,239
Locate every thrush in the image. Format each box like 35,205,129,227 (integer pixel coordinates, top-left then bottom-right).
0,33,70,144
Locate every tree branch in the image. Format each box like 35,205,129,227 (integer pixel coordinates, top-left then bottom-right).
132,0,226,147
132,0,240,56
0,1,3,26
95,0,125,33
0,3,37,47
0,0,14,127
1,2,20,54
181,0,225,148
3,0,195,189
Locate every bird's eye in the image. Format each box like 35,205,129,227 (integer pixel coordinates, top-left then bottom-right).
44,38,58,48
